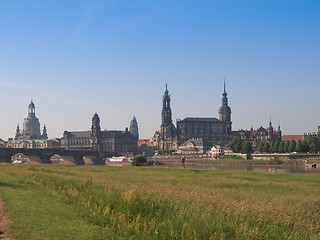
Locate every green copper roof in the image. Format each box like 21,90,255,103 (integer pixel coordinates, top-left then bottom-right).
165,83,169,94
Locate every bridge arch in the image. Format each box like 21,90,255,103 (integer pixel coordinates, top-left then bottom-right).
11,153,29,164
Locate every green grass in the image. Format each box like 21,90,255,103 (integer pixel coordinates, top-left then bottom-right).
1,164,320,239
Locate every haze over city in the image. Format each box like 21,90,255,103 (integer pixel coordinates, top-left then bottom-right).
0,0,319,140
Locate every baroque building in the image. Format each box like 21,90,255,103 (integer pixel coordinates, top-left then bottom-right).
61,113,137,156
129,116,139,139
150,82,232,152
234,120,282,148
7,100,54,149
14,100,48,140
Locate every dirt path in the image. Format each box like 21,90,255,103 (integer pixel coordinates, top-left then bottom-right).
0,192,10,240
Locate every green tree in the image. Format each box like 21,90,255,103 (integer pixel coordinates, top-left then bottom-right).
278,141,285,153
269,141,274,153
229,136,243,153
295,140,303,152
257,142,264,153
131,155,148,166
288,140,296,152
304,136,320,153
241,141,253,154
263,142,270,153
302,140,310,153
284,141,290,153
272,141,279,153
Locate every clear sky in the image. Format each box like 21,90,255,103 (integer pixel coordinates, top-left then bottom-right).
0,0,319,140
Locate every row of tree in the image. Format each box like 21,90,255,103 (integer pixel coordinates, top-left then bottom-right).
257,136,320,153
228,136,253,154
228,135,320,154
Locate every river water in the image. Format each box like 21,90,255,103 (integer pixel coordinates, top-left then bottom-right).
152,164,320,174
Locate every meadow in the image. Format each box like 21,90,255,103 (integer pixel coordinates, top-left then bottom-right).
0,164,320,239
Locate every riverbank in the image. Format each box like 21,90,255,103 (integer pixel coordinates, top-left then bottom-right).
154,155,306,166
1,164,320,239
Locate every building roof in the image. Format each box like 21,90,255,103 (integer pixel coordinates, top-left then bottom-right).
282,135,304,142
138,139,150,147
177,117,220,123
101,130,135,139
67,131,91,138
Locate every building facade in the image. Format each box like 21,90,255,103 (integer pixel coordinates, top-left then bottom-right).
234,120,282,148
150,82,232,151
61,113,137,156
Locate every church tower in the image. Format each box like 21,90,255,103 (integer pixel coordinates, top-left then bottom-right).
41,124,48,139
129,116,139,139
268,119,274,140
15,124,22,140
91,113,101,151
218,79,232,133
160,84,176,150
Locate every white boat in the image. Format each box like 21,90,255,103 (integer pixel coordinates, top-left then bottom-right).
105,156,131,166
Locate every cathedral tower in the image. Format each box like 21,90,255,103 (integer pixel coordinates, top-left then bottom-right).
162,84,173,127
218,79,232,133
129,116,139,139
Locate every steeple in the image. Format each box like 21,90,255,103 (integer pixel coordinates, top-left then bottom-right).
162,84,172,126
15,124,21,140
269,117,273,129
129,115,139,139
165,83,169,95
223,76,227,96
41,124,48,139
160,84,176,150
219,79,231,122
268,117,274,139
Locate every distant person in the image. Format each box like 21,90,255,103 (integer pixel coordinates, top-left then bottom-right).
181,156,185,169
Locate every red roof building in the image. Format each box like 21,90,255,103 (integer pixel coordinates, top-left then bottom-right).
281,135,304,142
138,139,150,147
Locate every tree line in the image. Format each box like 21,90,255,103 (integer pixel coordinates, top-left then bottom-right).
228,135,320,154
257,136,320,153
228,136,253,154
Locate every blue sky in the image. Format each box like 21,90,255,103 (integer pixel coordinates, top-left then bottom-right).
0,0,319,140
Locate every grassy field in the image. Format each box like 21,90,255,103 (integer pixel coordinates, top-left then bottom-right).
0,164,320,239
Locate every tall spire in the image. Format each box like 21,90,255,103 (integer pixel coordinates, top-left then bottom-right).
42,124,48,139
269,116,272,127
15,124,21,140
165,83,169,95
162,84,172,126
222,76,227,98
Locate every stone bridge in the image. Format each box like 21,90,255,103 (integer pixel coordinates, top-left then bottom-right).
0,148,107,165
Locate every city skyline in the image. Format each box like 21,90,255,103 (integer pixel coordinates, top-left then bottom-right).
0,1,319,140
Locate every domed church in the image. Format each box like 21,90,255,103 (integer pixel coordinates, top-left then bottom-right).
14,100,48,140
